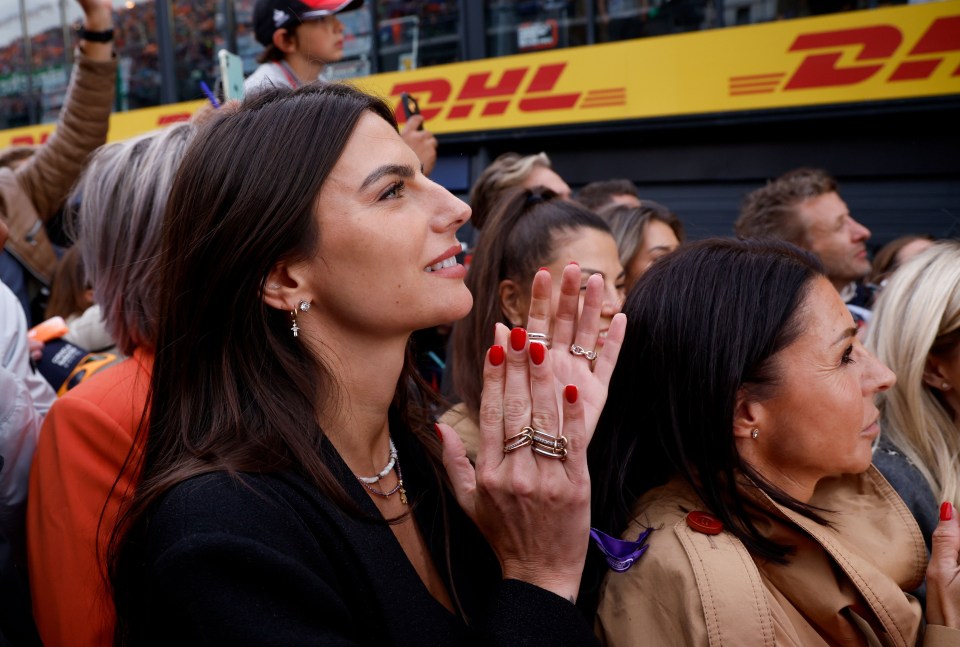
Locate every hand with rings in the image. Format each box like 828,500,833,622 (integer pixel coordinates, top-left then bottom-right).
436,324,590,603
525,263,627,442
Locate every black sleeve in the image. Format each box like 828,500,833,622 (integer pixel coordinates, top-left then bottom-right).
476,579,600,647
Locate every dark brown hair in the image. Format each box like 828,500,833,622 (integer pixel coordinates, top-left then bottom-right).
108,83,446,643
450,187,611,416
44,245,91,320
575,179,639,212
598,200,685,271
592,239,827,564
735,168,839,245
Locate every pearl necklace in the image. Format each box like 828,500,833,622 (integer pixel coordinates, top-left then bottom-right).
356,438,397,484
355,437,407,505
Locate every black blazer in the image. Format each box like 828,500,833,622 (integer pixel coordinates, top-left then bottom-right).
125,428,597,646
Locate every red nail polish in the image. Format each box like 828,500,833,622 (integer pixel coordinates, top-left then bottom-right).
941,501,953,521
434,423,443,443
564,384,578,404
489,345,505,366
538,267,549,272
567,261,579,266
510,327,526,351
529,342,545,365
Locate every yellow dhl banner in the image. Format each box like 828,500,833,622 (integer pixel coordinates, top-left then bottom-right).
2,1,958,147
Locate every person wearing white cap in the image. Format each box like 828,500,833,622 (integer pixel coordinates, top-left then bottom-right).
245,0,438,174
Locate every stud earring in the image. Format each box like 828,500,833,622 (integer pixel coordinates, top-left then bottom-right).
298,300,311,312
751,428,759,440
943,382,951,390
290,309,300,338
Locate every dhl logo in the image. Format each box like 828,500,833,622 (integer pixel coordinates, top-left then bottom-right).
388,63,626,123
729,15,960,96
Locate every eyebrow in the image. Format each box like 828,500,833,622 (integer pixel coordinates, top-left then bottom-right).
833,326,858,345
359,163,415,192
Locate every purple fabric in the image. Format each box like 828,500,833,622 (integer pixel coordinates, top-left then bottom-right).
589,527,652,573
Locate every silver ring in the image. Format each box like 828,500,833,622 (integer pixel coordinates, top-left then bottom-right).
531,429,568,451
504,427,534,453
569,343,597,361
527,332,551,344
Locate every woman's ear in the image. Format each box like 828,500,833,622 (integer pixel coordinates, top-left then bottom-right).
263,258,310,313
733,386,766,441
923,355,951,391
498,279,526,328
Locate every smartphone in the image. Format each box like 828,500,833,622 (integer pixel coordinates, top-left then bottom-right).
400,92,423,130
28,316,69,343
219,49,245,102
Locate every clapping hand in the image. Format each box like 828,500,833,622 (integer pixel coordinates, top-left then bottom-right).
525,264,626,442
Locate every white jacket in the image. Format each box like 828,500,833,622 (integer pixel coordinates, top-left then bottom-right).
0,281,55,535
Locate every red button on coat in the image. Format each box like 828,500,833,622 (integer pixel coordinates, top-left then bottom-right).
686,511,723,535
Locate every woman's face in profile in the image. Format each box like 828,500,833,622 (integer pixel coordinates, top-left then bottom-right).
298,112,473,337
626,219,680,290
742,278,896,499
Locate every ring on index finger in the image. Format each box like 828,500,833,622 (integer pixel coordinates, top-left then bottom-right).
569,343,597,362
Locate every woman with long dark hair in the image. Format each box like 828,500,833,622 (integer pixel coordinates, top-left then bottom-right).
107,83,619,645
589,239,960,645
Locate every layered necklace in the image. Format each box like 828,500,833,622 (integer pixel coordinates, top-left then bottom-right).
355,437,407,505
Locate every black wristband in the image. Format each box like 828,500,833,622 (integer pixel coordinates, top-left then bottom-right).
77,26,114,43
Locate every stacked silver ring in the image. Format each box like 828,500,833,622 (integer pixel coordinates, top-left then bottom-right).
527,332,551,347
503,426,568,460
503,427,534,453
531,427,568,460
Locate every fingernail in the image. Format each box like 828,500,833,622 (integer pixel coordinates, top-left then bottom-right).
564,384,578,404
529,342,545,365
538,267,549,272
510,327,526,351
568,261,579,266
434,423,443,443
941,501,953,521
489,345,505,366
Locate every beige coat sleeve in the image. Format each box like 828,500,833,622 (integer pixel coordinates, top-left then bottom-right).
15,50,117,220
923,625,960,646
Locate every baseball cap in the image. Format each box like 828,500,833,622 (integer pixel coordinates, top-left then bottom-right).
253,0,365,47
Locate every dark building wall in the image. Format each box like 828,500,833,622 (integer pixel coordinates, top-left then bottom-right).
437,96,960,249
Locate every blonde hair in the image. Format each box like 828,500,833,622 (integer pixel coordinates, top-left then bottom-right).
469,152,552,230
867,240,960,506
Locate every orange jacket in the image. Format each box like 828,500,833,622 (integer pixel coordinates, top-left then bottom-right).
26,351,150,647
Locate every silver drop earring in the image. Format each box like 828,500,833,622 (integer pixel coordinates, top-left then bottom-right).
751,428,759,440
290,309,300,338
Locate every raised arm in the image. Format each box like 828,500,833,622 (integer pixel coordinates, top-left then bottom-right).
14,0,116,221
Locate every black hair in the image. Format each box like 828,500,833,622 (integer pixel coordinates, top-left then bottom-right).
584,238,827,609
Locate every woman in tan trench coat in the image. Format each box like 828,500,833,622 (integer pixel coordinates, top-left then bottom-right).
587,239,960,646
